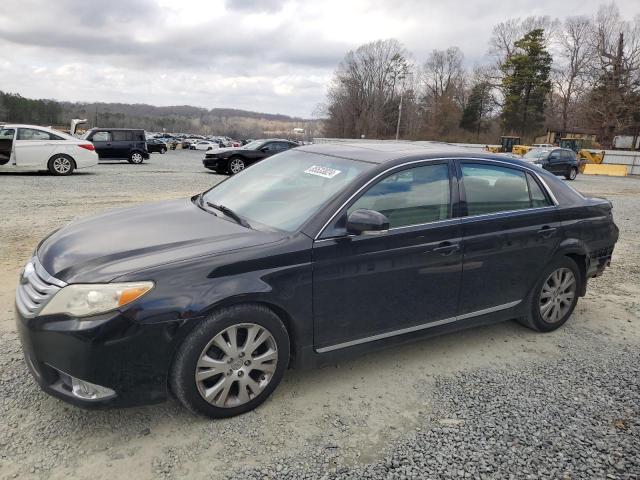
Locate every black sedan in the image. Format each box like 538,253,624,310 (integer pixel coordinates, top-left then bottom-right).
203,138,298,174
15,143,618,418
146,139,168,154
523,147,580,180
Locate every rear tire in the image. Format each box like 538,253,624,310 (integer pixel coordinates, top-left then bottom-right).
170,305,289,418
47,154,75,176
129,151,144,164
519,256,581,332
565,167,578,181
160,147,167,154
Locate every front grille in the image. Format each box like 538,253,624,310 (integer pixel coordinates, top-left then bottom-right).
15,257,66,318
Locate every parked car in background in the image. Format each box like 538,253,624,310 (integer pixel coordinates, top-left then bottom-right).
83,128,149,164
15,143,618,418
203,138,298,174
0,124,98,175
190,141,221,151
146,139,168,154
523,147,579,180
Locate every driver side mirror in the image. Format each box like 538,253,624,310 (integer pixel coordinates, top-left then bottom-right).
346,209,390,236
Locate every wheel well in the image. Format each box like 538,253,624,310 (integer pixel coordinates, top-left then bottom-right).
253,302,297,366
565,253,587,296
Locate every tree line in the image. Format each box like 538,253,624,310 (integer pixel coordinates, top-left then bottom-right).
0,92,310,139
322,3,640,148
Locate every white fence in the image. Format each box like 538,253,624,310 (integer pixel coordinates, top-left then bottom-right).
312,139,640,175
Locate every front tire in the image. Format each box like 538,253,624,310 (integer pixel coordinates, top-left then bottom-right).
520,256,581,332
170,305,289,418
129,151,144,164
160,147,167,154
565,167,578,181
48,154,75,176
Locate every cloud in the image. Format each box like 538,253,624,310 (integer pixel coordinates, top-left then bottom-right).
224,0,286,12
0,0,637,117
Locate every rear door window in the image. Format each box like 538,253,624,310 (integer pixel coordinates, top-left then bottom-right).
461,163,535,215
112,131,129,141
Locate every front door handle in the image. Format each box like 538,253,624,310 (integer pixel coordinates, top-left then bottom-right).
537,226,557,238
432,242,460,256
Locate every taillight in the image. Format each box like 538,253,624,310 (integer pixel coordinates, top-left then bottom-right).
78,144,95,151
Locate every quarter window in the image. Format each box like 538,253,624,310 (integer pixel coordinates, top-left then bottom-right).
348,164,451,228
462,164,550,215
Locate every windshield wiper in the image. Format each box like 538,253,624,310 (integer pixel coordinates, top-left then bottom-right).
206,202,251,228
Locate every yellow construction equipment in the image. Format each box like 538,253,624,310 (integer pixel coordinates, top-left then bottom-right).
512,144,533,156
485,136,521,153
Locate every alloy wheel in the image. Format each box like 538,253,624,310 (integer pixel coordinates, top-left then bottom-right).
195,323,278,408
52,156,72,174
539,267,576,323
230,158,245,174
131,152,143,163
570,168,577,180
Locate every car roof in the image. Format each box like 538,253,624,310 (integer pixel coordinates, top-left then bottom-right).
88,127,144,131
296,141,536,167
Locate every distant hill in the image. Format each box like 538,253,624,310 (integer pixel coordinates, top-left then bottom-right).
0,91,319,139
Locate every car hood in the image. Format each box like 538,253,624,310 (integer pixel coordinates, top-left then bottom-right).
37,198,283,283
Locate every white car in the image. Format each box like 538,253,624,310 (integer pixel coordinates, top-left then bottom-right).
0,124,98,175
190,141,220,151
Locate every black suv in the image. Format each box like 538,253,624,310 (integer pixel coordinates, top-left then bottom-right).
84,128,150,164
523,147,579,180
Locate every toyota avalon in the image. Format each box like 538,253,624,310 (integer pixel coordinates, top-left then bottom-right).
15,142,618,418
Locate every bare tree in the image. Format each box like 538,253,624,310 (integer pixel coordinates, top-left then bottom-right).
420,47,466,138
490,16,560,61
553,16,595,132
586,3,640,147
325,39,413,138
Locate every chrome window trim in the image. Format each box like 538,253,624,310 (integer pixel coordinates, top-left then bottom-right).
314,217,460,243
458,205,557,222
315,299,521,353
314,156,559,241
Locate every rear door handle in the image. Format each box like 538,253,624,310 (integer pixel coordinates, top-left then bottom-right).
537,226,557,238
432,242,460,256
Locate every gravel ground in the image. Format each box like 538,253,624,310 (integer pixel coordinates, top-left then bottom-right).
0,151,638,479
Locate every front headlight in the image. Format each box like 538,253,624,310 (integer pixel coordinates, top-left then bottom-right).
39,282,154,317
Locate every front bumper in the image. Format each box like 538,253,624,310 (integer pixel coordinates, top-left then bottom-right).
15,306,193,408
203,158,224,170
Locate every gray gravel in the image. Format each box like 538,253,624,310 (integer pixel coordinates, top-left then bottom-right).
230,342,640,480
0,154,639,479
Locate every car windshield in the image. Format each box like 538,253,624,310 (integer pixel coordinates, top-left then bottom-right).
201,150,373,231
523,148,549,160
242,140,265,150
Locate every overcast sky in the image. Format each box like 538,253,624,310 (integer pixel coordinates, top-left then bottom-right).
0,0,637,117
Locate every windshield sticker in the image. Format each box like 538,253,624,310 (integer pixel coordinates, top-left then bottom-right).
304,165,341,179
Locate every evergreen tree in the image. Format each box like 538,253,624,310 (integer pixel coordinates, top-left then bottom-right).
460,81,495,137
500,29,552,138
